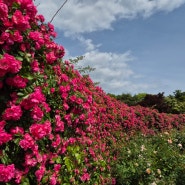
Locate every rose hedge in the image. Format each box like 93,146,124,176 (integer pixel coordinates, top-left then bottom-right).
1,0,185,184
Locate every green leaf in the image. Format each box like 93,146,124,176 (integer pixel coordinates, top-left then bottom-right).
18,51,25,56
64,157,73,171
56,156,62,164
42,176,49,184
26,75,34,80
17,92,25,97
20,179,30,185
16,56,23,61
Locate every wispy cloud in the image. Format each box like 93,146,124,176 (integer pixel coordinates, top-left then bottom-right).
76,36,101,52
74,49,156,94
35,0,185,94
36,0,185,35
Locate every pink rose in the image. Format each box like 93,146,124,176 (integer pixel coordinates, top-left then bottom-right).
12,30,23,42
46,51,57,64
3,105,22,121
6,75,28,88
31,105,44,121
29,121,51,140
25,154,37,167
29,31,42,41
0,32,10,44
50,174,57,185
52,134,61,148
0,120,6,131
0,53,22,74
0,164,15,183
10,126,24,135
12,10,30,31
31,60,40,72
35,166,45,182
36,14,45,22
0,3,8,21
0,54,10,71
80,173,90,182
0,131,12,145
19,0,37,17
19,133,35,150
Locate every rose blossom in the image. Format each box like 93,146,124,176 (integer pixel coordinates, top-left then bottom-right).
12,30,23,43
3,105,22,121
0,131,12,145
35,166,45,182
19,133,35,150
25,154,37,167
12,10,30,31
52,134,61,148
19,0,37,18
0,2,8,21
80,173,90,182
31,105,44,121
0,54,22,76
29,121,51,140
14,169,24,184
46,51,57,64
6,75,28,88
21,88,46,110
31,60,40,72
0,32,10,44
10,126,24,135
0,164,15,182
55,115,64,132
50,174,57,185
0,120,6,131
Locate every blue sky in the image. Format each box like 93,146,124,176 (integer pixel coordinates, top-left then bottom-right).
35,0,185,95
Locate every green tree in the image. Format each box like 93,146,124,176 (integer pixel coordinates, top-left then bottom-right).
108,93,146,106
165,90,185,114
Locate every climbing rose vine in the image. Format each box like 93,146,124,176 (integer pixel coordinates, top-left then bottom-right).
0,0,115,184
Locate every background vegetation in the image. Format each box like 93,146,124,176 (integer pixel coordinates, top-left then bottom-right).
108,90,185,114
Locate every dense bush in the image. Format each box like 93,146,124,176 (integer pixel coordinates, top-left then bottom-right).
0,1,115,184
165,90,185,114
111,128,185,185
108,93,146,106
110,91,185,114
138,93,171,113
1,0,185,184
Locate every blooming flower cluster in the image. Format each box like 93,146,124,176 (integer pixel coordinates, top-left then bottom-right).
0,53,22,77
0,0,185,184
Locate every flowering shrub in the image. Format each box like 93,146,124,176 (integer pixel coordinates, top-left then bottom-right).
0,0,185,184
0,1,115,184
111,128,185,185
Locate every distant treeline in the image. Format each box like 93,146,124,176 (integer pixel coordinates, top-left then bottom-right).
108,90,185,114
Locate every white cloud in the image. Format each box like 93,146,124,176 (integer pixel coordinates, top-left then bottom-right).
76,36,101,51
35,0,185,34
34,0,185,94
74,49,156,94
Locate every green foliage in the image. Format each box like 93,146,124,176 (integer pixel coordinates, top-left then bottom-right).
165,90,185,114
108,93,146,106
111,128,185,185
173,90,185,101
110,90,185,114
69,56,95,75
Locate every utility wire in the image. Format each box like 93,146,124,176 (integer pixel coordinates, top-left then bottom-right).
50,0,68,23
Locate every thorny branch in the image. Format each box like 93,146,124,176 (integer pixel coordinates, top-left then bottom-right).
49,0,68,23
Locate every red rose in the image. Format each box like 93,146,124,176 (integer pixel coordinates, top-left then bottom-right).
0,3,8,21
12,10,30,31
